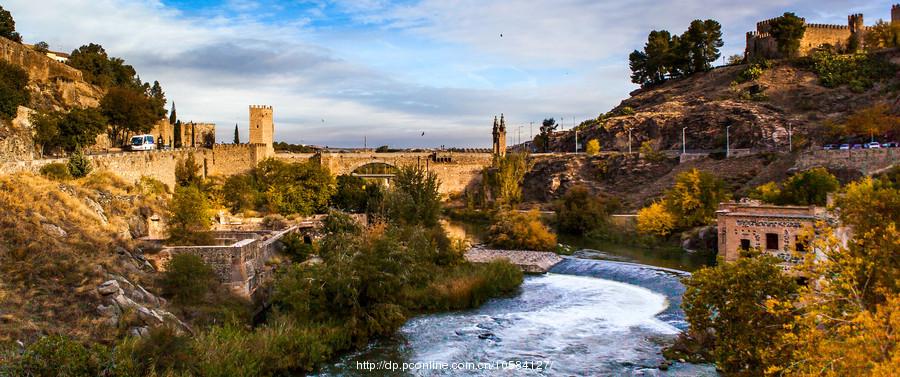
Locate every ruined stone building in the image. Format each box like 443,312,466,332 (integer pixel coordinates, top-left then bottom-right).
492,114,507,157
746,4,900,59
716,200,827,266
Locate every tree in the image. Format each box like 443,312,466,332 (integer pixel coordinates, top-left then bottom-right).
628,50,649,85
533,118,558,152
384,165,441,226
487,210,557,251
0,60,29,120
68,43,138,88
173,120,182,148
67,149,92,178
769,12,806,58
556,185,615,236
168,102,177,126
727,54,744,65
0,6,22,42
663,169,729,228
865,19,900,49
491,152,530,206
174,154,202,188
332,174,370,213
257,159,336,216
159,254,217,305
778,168,840,206
33,41,49,53
844,103,900,141
222,173,261,213
100,86,157,145
233,124,239,144
682,19,723,73
148,80,167,119
682,253,798,375
31,108,107,155
166,185,213,245
636,201,676,237
585,139,600,155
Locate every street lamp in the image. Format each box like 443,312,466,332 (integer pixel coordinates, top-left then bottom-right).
726,125,731,158
628,128,632,154
788,122,793,152
575,129,579,153
682,127,688,155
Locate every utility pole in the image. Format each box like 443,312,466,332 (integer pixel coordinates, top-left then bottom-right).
575,129,579,153
682,127,688,155
726,125,731,158
788,123,793,152
518,126,522,146
628,128,632,154
364,135,367,151
530,121,533,141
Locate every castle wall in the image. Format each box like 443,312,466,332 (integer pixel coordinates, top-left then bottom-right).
800,25,851,55
794,148,898,175
0,37,83,83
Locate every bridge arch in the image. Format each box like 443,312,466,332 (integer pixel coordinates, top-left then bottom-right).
350,161,400,176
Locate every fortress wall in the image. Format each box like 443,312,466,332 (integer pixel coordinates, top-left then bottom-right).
0,37,83,83
800,26,851,55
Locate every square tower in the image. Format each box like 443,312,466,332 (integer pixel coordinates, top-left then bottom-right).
249,105,274,157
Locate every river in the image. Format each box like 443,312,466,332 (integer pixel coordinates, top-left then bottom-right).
316,221,718,376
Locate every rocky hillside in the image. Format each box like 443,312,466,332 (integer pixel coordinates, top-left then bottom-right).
0,172,186,346
0,37,104,161
547,51,900,153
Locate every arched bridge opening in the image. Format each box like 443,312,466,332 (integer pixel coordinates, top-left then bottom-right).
351,162,400,187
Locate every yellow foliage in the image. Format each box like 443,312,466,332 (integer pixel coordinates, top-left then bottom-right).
636,202,676,237
585,139,600,156
487,210,557,251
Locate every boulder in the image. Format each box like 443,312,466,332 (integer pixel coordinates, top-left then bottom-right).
97,280,121,296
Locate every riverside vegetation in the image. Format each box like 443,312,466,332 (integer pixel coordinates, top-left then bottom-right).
0,159,523,376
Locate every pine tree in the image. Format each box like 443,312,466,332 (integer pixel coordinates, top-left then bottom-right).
233,124,240,144
190,122,195,148
173,120,182,148
169,102,177,125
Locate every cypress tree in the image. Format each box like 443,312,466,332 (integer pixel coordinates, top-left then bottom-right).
233,124,239,144
173,120,182,148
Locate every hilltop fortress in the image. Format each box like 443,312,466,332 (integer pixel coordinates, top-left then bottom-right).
746,4,900,59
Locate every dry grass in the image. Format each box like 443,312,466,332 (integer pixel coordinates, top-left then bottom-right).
0,171,166,345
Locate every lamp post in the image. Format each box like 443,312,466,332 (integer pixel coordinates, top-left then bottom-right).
628,128,632,154
788,122,793,152
682,127,688,155
726,125,731,158
575,129,579,153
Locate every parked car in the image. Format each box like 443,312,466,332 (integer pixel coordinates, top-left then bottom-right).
823,144,837,150
865,142,881,149
882,141,899,148
851,144,864,150
129,134,156,151
839,144,851,150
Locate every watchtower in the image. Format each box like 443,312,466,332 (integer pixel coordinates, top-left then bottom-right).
848,13,864,34
249,105,274,157
893,4,900,24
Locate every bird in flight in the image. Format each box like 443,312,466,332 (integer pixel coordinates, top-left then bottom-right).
421,132,425,136
500,33,503,37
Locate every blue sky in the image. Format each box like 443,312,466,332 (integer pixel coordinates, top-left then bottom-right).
5,1,897,147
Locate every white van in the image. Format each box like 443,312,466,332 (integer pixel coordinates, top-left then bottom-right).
130,134,156,151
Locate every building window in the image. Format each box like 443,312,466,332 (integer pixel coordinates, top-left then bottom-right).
740,239,751,250
766,233,778,250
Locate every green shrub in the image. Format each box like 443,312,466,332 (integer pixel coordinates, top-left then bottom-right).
0,60,28,121
166,185,213,245
66,149,92,178
2,335,111,377
384,165,441,226
487,210,557,251
803,51,897,92
281,232,313,262
113,326,193,376
222,173,262,213
160,253,217,305
556,185,619,236
620,106,635,115
405,261,523,311
39,162,72,180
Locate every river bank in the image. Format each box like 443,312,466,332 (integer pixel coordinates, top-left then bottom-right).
464,247,562,273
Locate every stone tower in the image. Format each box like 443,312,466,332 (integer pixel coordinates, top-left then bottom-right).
249,105,274,157
848,13,864,34
892,4,900,24
492,114,507,157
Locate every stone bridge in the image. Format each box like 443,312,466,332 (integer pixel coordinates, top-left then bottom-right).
312,151,495,194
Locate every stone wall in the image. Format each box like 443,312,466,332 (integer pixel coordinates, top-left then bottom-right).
0,37,83,83
0,143,268,188
794,148,899,175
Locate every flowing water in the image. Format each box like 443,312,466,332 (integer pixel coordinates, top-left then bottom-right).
317,256,718,376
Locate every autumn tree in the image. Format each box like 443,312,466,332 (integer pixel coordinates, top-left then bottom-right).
636,201,676,237
487,210,557,251
0,6,22,42
166,185,213,245
556,185,618,236
769,12,806,58
663,169,729,228
864,19,900,49
174,154,202,188
844,103,900,142
585,139,600,155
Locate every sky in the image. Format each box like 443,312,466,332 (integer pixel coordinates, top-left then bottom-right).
4,1,897,148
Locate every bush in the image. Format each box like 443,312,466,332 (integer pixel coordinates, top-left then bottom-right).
332,174,377,213
175,154,202,188
639,140,665,162
66,149,92,178
405,261,523,311
257,159,336,216
281,233,314,262
384,166,441,226
112,326,193,376
2,335,111,377
159,253,217,305
487,210,557,251
166,185,213,245
636,201,677,238
749,168,839,206
0,60,28,120
585,139,600,156
39,163,72,180
556,185,617,236
803,51,897,92
222,173,262,213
